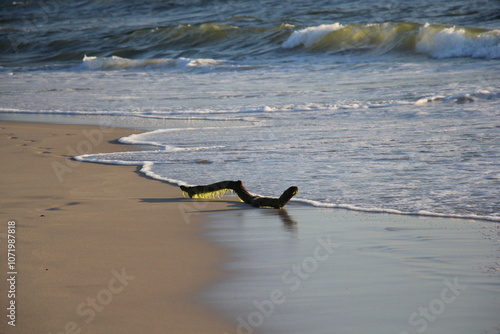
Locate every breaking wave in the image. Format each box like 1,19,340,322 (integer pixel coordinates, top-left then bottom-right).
81,55,226,71
282,22,500,59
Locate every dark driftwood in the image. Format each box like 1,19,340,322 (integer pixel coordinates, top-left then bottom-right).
180,180,298,209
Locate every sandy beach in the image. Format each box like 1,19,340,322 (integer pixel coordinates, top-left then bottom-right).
0,121,238,334
1,120,499,334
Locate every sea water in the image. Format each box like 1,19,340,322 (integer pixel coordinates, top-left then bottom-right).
4,0,498,220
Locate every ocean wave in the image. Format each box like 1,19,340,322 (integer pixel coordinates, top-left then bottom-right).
416,23,500,59
282,23,345,49
3,0,499,68
120,22,293,50
81,55,225,71
282,22,500,59
5,20,498,70
78,54,272,72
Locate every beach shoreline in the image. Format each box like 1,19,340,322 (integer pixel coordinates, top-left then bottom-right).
1,120,499,334
0,120,239,334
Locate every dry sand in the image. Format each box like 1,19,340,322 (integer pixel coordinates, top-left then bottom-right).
0,121,238,334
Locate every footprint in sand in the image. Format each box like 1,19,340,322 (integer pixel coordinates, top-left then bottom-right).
46,202,81,211
36,146,53,154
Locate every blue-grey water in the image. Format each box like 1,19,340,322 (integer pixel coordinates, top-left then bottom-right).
1,0,499,221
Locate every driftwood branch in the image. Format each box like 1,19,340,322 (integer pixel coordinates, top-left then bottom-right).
180,180,298,209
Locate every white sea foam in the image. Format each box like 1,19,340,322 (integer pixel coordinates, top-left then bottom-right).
75,143,500,222
81,55,225,71
118,129,183,148
413,90,500,105
294,198,500,222
282,23,345,49
74,152,144,165
72,125,499,224
416,24,500,59
2,88,497,122
282,22,500,59
74,147,500,222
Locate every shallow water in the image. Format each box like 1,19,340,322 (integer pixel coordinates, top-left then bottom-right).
202,205,500,334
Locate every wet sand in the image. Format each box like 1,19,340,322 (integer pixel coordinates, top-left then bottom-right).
203,205,500,334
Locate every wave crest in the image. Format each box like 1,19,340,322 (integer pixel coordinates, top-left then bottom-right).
81,55,224,71
416,23,500,59
282,22,500,59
